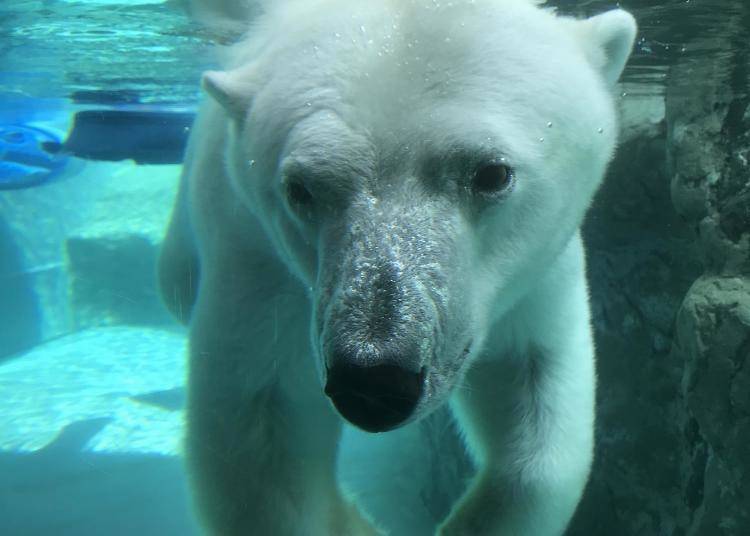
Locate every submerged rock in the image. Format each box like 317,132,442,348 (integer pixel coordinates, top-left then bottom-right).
675,276,750,534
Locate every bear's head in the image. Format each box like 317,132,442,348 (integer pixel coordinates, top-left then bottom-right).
201,0,636,432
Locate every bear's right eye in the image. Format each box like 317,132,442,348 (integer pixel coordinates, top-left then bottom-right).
286,179,314,207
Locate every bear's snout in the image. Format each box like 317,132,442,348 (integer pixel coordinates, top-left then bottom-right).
324,362,425,433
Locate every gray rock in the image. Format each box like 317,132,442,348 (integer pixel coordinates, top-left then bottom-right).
0,161,180,339
62,162,181,329
570,7,750,534
66,233,171,329
675,276,750,535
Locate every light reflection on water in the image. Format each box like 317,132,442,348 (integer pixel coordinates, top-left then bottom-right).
0,0,747,104
0,0,212,105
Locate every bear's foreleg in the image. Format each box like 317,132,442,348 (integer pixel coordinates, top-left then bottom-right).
439,352,594,536
439,236,595,536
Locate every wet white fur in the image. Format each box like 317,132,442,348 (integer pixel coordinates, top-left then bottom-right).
160,1,636,534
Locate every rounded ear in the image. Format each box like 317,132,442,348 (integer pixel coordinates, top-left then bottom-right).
202,69,255,120
578,10,637,86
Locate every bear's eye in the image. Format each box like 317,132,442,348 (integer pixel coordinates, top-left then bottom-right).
286,178,314,207
472,163,513,196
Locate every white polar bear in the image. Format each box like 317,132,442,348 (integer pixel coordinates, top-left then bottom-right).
159,1,636,534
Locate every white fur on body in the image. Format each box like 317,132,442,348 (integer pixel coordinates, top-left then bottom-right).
159,1,636,534
445,235,595,535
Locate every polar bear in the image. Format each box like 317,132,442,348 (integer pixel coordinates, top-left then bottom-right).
159,1,636,534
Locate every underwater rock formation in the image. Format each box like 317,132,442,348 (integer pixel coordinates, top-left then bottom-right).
676,276,750,534
62,164,180,329
66,233,170,328
572,91,696,535
0,162,180,336
666,23,750,533
572,6,749,533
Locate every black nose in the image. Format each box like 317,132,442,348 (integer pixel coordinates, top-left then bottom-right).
324,363,424,432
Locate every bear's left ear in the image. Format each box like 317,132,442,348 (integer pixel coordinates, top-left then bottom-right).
578,10,637,86
202,68,255,121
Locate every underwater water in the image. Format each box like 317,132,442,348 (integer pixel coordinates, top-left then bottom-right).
0,0,747,535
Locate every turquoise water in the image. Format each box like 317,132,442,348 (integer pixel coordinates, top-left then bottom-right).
0,2,207,533
0,1,748,535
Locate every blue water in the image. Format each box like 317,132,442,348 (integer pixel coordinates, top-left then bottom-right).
0,1,746,535
0,2,209,533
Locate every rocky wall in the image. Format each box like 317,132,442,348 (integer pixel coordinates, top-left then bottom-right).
570,12,750,535
666,25,750,534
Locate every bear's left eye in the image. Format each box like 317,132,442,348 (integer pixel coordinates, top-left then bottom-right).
286,178,314,207
472,163,513,197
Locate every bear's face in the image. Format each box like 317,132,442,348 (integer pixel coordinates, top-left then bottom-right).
203,0,635,431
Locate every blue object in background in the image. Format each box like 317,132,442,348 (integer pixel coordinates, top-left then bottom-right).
0,124,68,190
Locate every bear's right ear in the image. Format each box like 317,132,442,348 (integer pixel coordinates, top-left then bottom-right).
202,69,254,121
